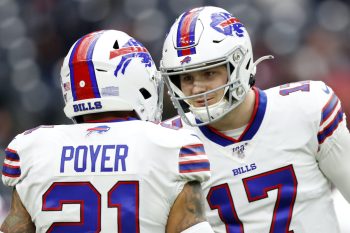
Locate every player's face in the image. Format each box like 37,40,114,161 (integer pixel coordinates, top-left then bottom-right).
179,65,228,107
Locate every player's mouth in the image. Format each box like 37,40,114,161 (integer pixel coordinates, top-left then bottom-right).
193,97,216,107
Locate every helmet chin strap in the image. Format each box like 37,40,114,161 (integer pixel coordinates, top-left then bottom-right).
189,98,231,123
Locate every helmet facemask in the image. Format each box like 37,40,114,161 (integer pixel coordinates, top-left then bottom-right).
162,45,253,127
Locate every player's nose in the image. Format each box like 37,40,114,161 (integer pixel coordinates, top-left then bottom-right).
191,77,207,95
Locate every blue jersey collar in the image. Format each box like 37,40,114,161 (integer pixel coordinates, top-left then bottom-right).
197,88,267,146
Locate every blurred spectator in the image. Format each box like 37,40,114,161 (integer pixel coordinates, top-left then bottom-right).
0,95,15,220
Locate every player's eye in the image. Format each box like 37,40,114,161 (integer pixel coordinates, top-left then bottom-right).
206,71,216,76
203,70,218,79
180,75,193,83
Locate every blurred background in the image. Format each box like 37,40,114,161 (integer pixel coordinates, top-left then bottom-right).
0,0,349,229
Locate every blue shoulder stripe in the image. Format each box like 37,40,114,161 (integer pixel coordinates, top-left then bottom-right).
179,160,210,173
5,149,20,161
318,109,344,144
2,164,21,178
321,93,339,125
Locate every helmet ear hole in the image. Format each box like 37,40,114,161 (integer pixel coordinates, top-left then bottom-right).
113,40,119,49
245,59,251,70
228,63,235,75
139,88,151,99
213,39,223,43
249,74,256,87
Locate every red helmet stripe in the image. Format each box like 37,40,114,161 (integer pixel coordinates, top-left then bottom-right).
176,8,203,57
69,31,103,101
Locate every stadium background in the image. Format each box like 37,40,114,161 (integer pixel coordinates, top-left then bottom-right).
0,0,349,230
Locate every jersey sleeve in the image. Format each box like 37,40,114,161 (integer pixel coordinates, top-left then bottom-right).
317,121,350,202
174,129,211,182
169,130,211,201
2,125,55,188
144,123,211,206
152,124,211,182
178,141,210,182
314,81,350,202
2,135,23,187
317,83,344,145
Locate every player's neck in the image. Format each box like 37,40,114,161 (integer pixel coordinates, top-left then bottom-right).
82,111,138,123
208,89,256,131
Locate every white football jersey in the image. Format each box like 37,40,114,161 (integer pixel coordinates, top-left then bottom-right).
163,81,350,233
2,119,210,233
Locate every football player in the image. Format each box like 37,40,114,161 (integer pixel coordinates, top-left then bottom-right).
1,30,214,233
160,6,350,233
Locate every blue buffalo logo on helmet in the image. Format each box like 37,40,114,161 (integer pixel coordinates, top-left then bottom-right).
109,38,153,78
210,12,245,37
180,56,192,65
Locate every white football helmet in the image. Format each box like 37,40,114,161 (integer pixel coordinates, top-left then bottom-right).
61,30,163,123
160,6,272,126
